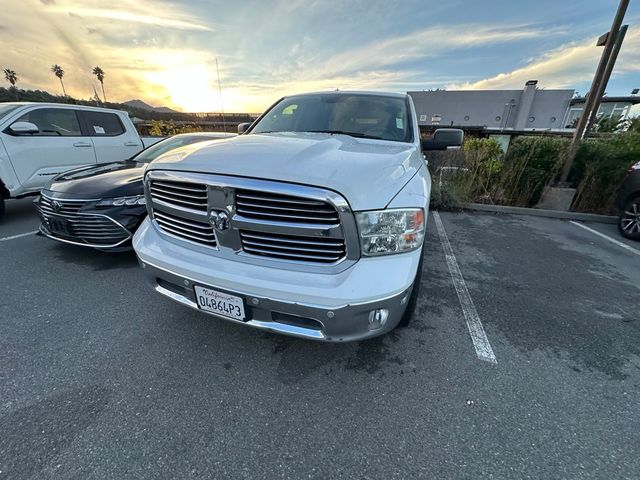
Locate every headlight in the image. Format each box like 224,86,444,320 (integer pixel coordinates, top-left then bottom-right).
356,208,425,256
97,195,146,207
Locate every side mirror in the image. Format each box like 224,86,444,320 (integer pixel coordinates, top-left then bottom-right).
421,128,464,151
9,121,39,135
237,122,251,134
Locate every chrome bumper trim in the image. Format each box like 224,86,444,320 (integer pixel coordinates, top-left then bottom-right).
139,257,410,342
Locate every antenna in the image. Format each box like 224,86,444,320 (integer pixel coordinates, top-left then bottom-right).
215,58,227,132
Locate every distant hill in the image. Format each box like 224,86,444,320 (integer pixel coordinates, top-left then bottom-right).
123,99,178,114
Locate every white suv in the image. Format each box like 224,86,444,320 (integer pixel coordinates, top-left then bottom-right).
133,91,462,342
0,103,145,219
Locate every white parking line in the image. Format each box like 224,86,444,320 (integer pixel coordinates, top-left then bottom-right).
432,211,497,364
570,221,640,257
0,230,38,242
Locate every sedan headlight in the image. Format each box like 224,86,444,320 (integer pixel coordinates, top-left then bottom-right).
356,208,425,256
97,195,146,207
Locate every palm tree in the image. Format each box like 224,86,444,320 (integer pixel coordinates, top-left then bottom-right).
51,64,66,96
3,68,19,100
92,66,106,102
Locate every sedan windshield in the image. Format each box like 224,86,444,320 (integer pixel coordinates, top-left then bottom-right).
251,93,413,143
134,135,213,163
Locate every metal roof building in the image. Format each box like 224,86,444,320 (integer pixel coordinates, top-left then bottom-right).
408,81,640,133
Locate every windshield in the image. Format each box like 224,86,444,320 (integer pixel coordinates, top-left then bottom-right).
0,104,20,121
251,93,413,143
134,135,214,163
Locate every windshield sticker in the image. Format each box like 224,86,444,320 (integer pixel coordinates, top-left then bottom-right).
93,125,106,134
396,118,403,129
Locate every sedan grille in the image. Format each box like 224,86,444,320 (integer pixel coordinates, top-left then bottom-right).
39,196,85,216
235,190,339,225
37,196,130,247
240,230,345,263
153,210,217,246
149,180,208,212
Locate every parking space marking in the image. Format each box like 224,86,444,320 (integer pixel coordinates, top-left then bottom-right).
0,230,38,242
570,221,640,257
433,212,497,364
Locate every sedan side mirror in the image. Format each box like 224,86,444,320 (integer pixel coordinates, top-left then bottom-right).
421,128,464,151
9,121,39,135
237,122,251,134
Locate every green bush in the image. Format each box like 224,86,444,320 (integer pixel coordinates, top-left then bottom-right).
453,138,504,203
148,120,202,136
429,132,639,213
572,133,640,213
498,136,569,207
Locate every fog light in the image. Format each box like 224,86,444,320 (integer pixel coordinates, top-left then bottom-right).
368,309,389,330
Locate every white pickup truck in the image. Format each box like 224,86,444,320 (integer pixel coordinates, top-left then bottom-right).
0,102,159,219
133,91,462,342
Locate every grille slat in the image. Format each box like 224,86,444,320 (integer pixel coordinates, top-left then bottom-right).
153,211,213,232
240,230,345,264
236,200,335,214
152,209,217,246
236,192,326,206
39,196,85,215
240,231,345,247
153,181,207,194
235,189,339,225
242,245,343,262
149,180,208,212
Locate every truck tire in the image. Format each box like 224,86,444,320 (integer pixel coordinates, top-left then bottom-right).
397,245,425,328
0,196,5,222
618,196,640,240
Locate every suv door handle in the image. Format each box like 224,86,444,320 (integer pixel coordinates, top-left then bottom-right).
124,141,140,147
73,142,93,147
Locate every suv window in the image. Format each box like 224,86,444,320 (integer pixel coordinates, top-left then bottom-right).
14,108,82,137
82,111,125,136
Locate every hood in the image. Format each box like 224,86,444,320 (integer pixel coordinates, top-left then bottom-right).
148,133,422,210
48,161,146,198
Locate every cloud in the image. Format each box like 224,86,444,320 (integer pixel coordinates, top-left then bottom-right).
44,1,213,31
448,29,640,90
314,24,564,79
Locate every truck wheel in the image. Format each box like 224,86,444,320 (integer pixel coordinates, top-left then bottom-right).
0,197,5,222
397,245,424,328
618,196,640,240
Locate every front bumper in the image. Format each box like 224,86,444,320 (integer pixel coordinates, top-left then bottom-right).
133,218,421,342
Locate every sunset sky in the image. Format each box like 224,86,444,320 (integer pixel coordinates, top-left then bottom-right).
1,0,639,113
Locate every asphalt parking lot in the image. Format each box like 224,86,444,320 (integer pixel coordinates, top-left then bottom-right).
1,197,640,479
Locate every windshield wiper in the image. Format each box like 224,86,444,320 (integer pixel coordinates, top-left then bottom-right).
303,130,383,140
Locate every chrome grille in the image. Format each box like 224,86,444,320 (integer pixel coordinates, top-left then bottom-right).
37,196,130,247
145,171,356,269
39,196,85,216
240,230,345,263
235,190,340,224
150,180,208,212
153,210,217,246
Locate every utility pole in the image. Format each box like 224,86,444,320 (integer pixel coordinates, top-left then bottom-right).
585,24,628,133
559,0,629,184
215,58,227,133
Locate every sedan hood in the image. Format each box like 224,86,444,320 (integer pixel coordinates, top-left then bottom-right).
48,161,146,198
148,133,421,210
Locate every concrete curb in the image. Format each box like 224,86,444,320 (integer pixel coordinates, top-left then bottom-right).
460,203,618,224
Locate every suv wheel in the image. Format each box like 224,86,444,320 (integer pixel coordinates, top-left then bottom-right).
397,245,424,327
618,196,640,240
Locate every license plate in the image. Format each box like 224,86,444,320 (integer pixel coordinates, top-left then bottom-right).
194,286,246,321
49,217,71,236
